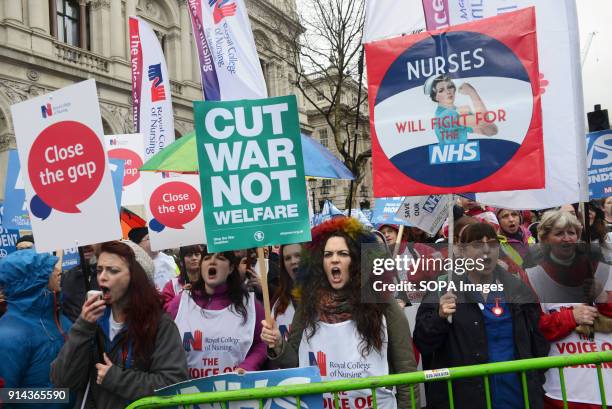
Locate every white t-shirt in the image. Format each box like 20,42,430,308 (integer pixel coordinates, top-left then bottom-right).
109,313,125,342
153,252,178,291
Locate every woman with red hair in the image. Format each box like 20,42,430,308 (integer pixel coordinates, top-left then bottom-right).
51,241,188,409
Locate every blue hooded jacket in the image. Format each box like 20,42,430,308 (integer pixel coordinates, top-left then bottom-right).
0,250,72,408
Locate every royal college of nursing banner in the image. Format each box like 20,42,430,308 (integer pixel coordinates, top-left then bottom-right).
129,16,175,160
366,8,544,196
187,0,267,100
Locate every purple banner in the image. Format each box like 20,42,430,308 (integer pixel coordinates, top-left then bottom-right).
129,17,143,132
187,0,221,101
422,0,450,30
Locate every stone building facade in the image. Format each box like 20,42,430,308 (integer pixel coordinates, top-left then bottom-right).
0,0,307,200
302,71,373,212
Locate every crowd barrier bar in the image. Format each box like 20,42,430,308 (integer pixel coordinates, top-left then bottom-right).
127,351,612,409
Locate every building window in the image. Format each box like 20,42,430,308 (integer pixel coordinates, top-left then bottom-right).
317,91,325,101
321,179,332,195
52,0,90,49
56,0,80,46
154,30,167,56
319,128,329,148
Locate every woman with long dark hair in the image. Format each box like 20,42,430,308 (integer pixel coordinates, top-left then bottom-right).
262,218,418,409
271,243,302,340
167,248,267,378
51,241,188,409
161,244,204,309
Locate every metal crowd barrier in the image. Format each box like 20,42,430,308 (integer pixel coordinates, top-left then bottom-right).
126,351,612,409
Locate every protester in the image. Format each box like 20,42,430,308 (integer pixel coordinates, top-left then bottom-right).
61,244,100,322
15,234,34,250
51,241,188,408
378,223,405,252
525,210,611,409
262,218,419,409
128,227,178,291
496,208,536,268
272,243,302,340
583,203,612,261
604,196,612,232
414,222,549,409
167,247,267,378
161,244,204,310
0,250,73,408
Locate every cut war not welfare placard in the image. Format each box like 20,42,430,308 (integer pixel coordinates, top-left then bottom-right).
194,95,311,252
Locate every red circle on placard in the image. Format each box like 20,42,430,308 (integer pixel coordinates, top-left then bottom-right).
149,181,202,229
28,121,105,213
108,148,143,187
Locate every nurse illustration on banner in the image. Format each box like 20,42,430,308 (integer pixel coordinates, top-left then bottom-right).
261,218,419,409
425,73,498,146
167,248,267,378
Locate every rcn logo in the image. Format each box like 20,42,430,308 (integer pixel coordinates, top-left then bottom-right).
429,141,480,165
41,103,53,118
182,330,203,352
109,139,118,146
209,0,237,24
148,63,166,102
308,351,327,376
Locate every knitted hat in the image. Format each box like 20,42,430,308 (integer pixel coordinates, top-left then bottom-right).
121,239,155,282
128,227,149,244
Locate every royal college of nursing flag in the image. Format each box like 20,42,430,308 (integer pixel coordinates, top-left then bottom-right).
364,0,589,210
129,16,176,161
187,0,268,100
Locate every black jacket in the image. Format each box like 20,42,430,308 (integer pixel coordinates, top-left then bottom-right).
414,267,549,409
61,261,98,322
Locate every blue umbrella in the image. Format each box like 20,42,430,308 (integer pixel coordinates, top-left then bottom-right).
300,134,354,180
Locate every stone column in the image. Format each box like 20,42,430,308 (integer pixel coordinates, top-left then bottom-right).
180,2,192,82
91,0,111,56
79,0,87,48
28,0,49,33
4,0,23,23
110,0,123,58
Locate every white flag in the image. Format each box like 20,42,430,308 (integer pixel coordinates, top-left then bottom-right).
187,0,267,100
366,0,588,209
129,17,176,160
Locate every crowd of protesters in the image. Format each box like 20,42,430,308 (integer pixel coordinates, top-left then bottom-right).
0,198,610,408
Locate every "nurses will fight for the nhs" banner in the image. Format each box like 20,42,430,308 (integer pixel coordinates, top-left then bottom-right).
129,16,175,160
365,7,544,196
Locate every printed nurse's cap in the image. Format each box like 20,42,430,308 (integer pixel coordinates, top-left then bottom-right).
423,75,437,96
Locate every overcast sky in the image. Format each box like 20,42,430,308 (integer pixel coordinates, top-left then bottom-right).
577,0,611,119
